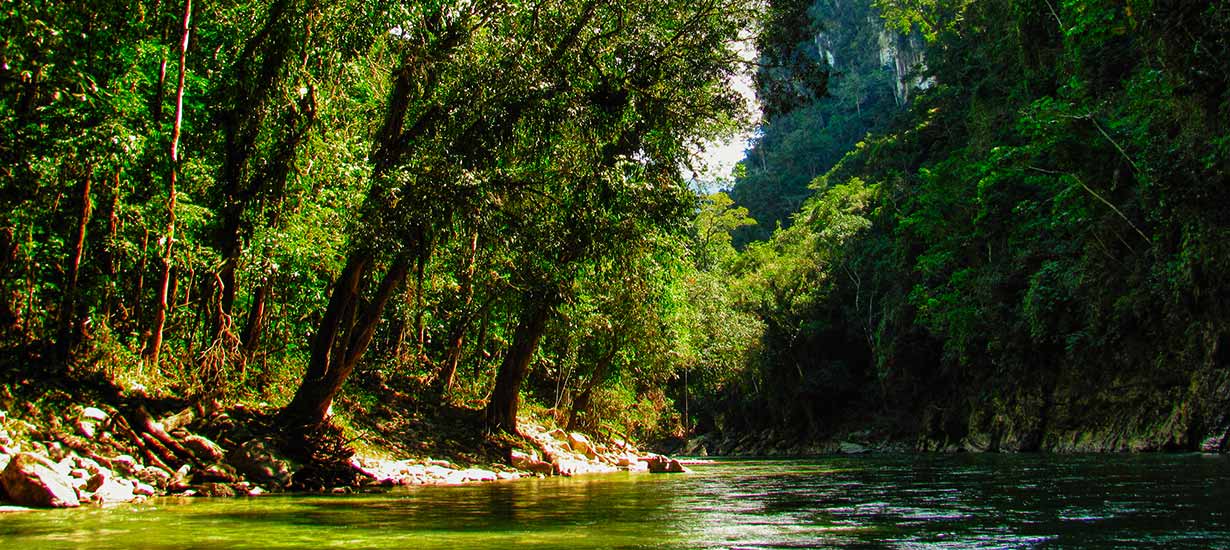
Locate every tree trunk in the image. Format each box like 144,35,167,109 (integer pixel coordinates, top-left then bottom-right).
146,0,192,368
0,227,18,337
56,168,93,358
213,0,299,333
436,227,481,392
240,283,268,355
103,170,121,322
280,252,411,431
567,347,617,432
134,228,148,331
484,294,555,434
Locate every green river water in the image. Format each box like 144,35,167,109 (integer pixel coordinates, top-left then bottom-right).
1,454,1227,548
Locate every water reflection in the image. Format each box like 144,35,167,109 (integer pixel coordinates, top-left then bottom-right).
0,455,1227,549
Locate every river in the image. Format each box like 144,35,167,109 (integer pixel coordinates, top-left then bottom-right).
1,454,1227,548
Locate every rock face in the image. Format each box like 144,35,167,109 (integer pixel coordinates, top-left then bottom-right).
1,453,81,508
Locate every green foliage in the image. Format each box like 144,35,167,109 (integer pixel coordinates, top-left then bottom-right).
0,0,761,441
731,0,907,245
699,0,1230,446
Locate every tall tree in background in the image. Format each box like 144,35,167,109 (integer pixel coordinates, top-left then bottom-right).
146,0,193,369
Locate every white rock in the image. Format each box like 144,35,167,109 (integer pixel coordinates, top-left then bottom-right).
90,477,135,503
1,453,81,508
81,407,108,421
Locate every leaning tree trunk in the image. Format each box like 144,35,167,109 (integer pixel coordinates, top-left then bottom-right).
146,0,192,369
280,252,411,431
484,294,555,434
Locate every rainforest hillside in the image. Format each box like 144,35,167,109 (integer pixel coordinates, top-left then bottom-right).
688,0,1230,454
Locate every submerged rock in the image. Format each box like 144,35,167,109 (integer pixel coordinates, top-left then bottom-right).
838,442,870,454
645,456,689,474
1,453,81,508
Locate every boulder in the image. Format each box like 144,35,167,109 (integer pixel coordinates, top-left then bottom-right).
225,438,292,489
81,407,108,422
197,463,240,483
552,457,581,476
0,453,81,508
510,450,554,475
136,466,172,487
682,436,707,456
84,471,109,492
133,482,156,497
194,482,236,498
182,435,226,463
645,456,689,474
566,432,592,455
89,477,136,504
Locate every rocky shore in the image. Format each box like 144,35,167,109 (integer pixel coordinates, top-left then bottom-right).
0,401,691,511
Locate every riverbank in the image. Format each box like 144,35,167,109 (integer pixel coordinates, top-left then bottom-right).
0,376,686,511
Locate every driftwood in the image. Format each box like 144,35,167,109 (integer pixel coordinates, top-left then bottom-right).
129,406,193,464
111,412,175,472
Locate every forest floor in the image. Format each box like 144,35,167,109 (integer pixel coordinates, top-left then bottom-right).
0,363,666,510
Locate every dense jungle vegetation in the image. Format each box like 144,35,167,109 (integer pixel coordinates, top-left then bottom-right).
704,0,1230,453
2,0,1228,457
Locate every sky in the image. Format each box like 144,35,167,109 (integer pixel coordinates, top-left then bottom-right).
686,36,760,194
